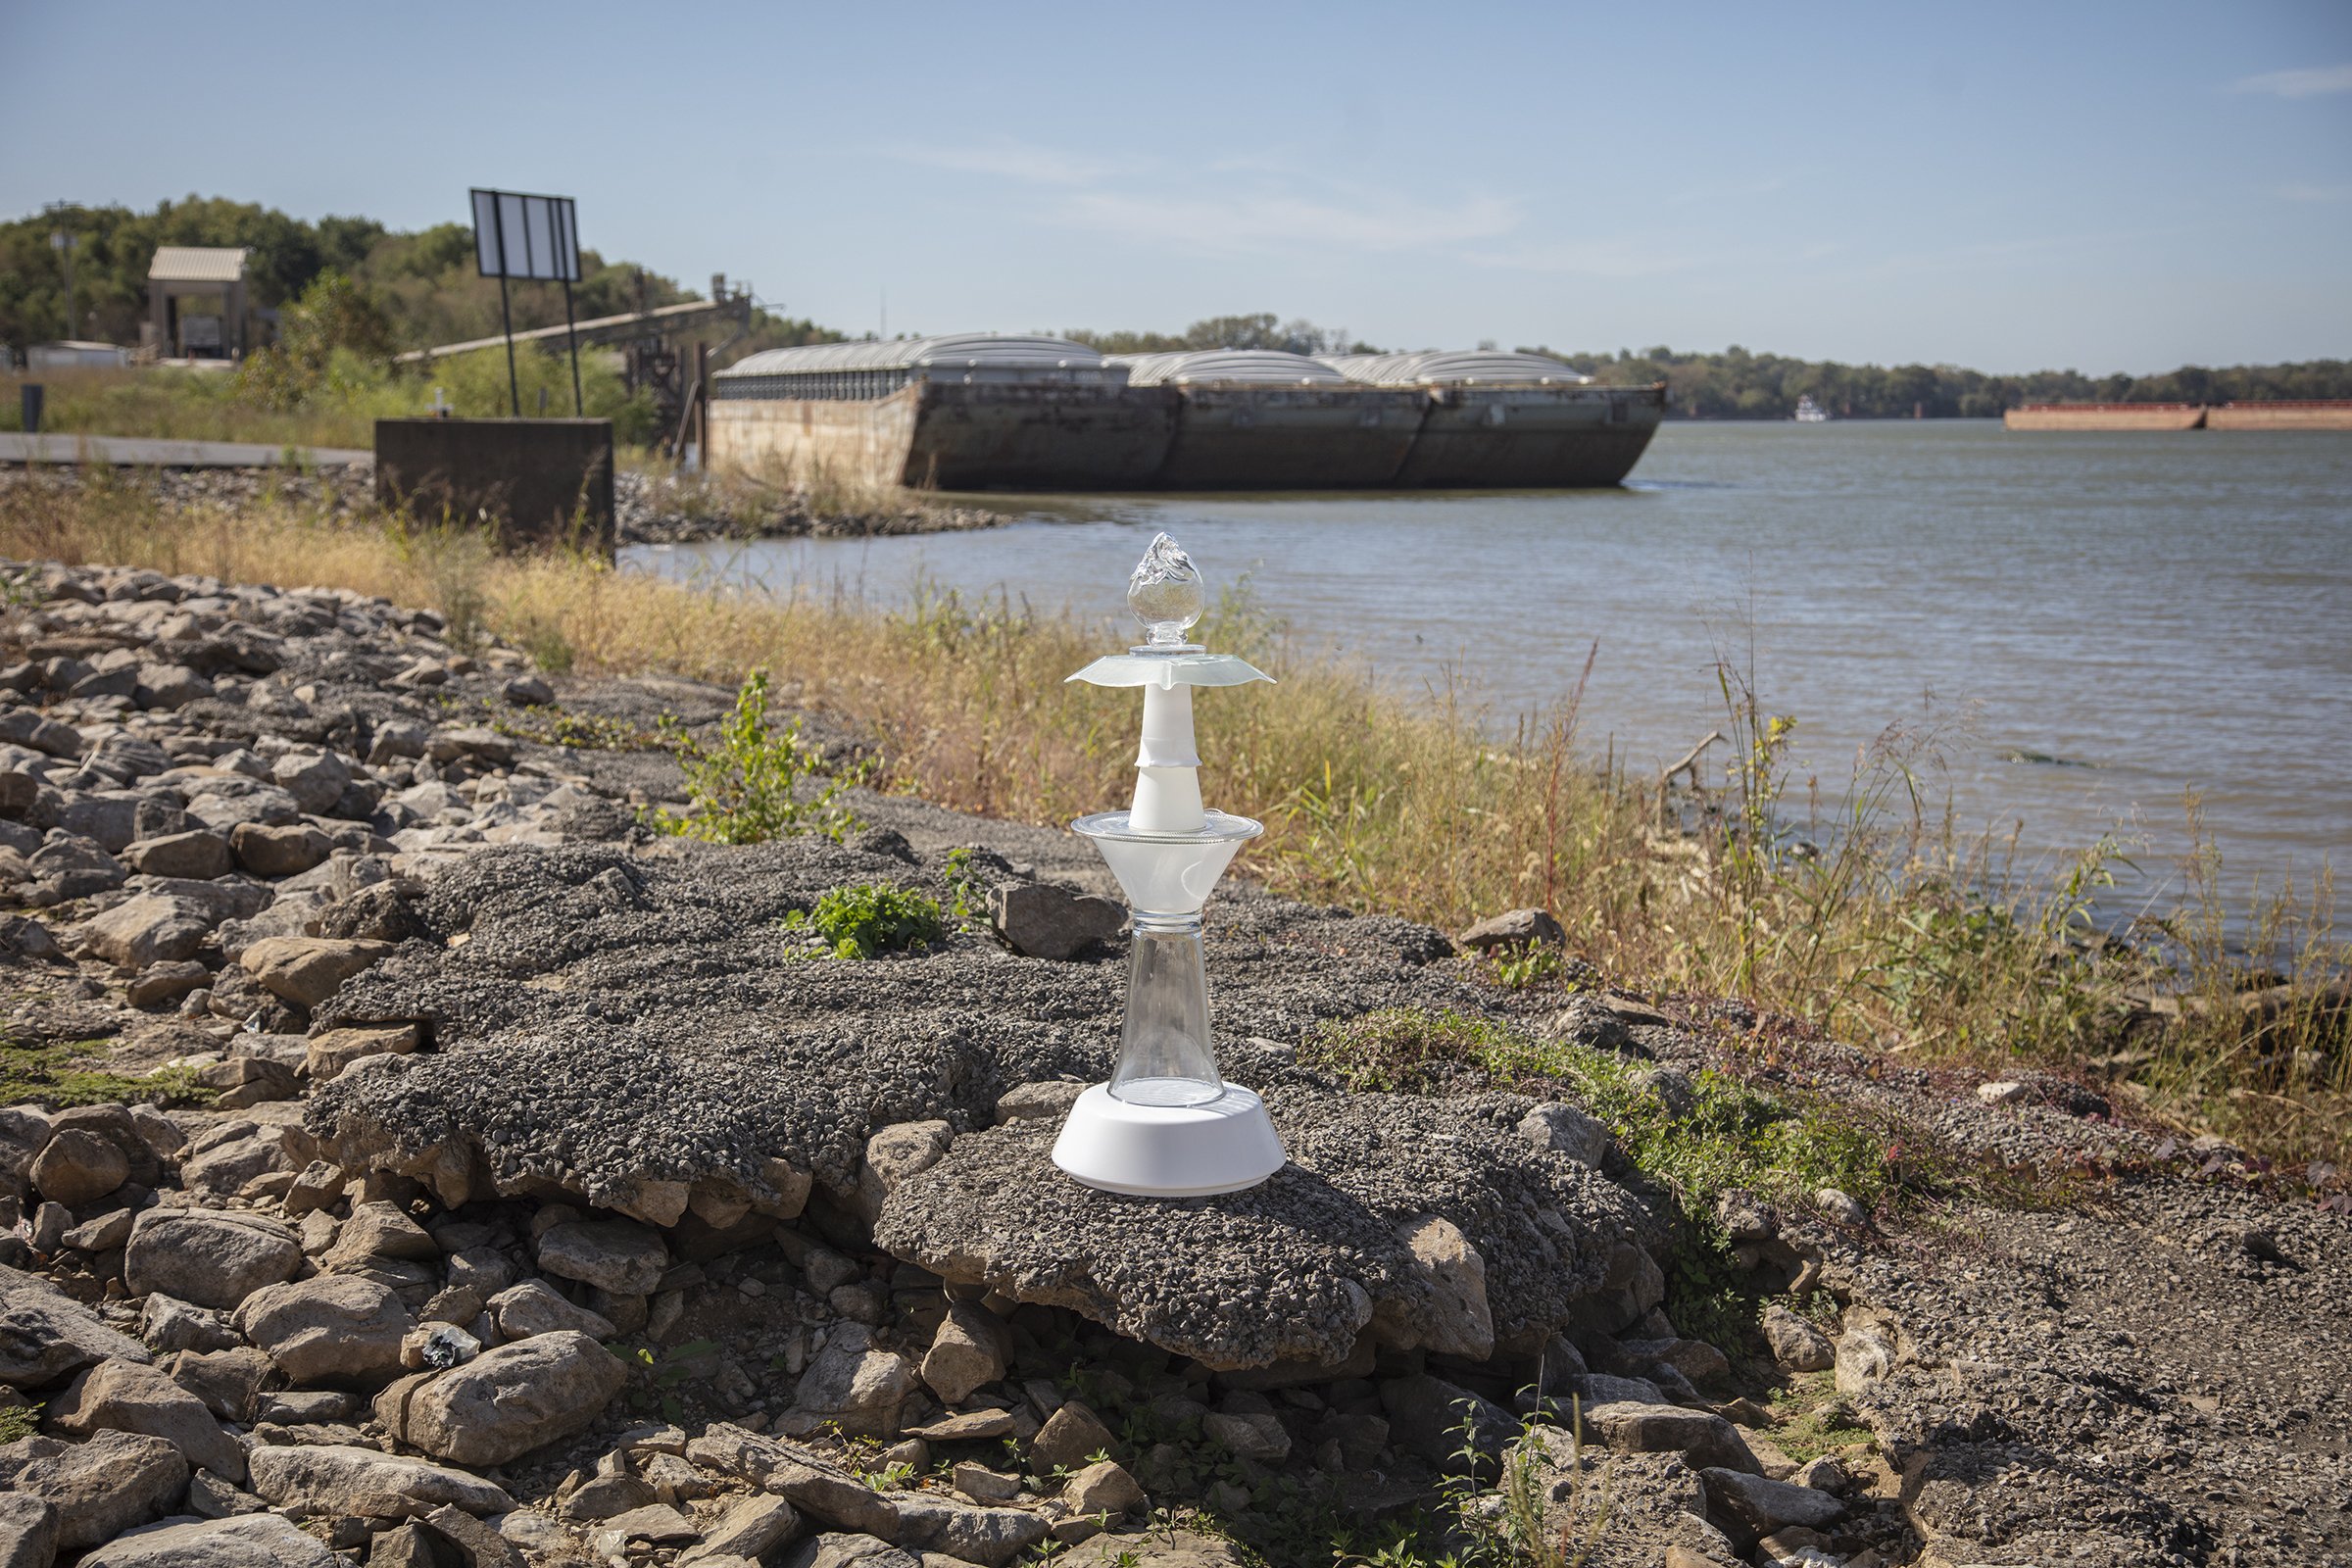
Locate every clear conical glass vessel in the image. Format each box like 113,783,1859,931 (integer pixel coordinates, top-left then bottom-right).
1109,913,1223,1106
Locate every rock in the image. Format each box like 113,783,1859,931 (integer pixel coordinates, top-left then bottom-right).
164,1347,271,1422
788,1323,918,1438
0,1430,188,1555
987,881,1124,959
383,1330,626,1465
49,1356,247,1481
1611,1336,1731,1387
502,675,555,707
428,728,515,766
231,822,333,877
535,1218,668,1295
122,830,232,880
1202,1408,1290,1463
28,1127,127,1206
0,1493,58,1568
271,752,352,815
322,1200,439,1269
1516,1102,1610,1164
1579,1401,1757,1474
603,1501,699,1543
77,1511,337,1568
140,1295,239,1355
240,936,393,1008
854,1120,954,1223
1062,1458,1146,1516
1378,1213,1494,1360
906,1408,1016,1443
186,1468,270,1519
1457,907,1564,951
133,663,215,711
75,895,215,969
684,1426,901,1537
1976,1079,2028,1105
1834,1327,1894,1395
1698,1467,1845,1539
247,1442,514,1519
1030,1399,1118,1472
195,1054,300,1110
781,1536,919,1568
127,959,212,1007
1,1281,154,1386
993,1081,1087,1123
419,1502,526,1567
1813,1187,1869,1227
180,1129,283,1195
1380,1374,1514,1470
0,710,85,758
235,1274,412,1384
487,1280,617,1343
27,834,124,900
1055,1527,1246,1568
123,1208,302,1309
952,1461,1021,1502
304,1024,420,1082
894,1497,1052,1567
921,1299,1008,1405
685,1494,801,1562
1760,1305,1835,1373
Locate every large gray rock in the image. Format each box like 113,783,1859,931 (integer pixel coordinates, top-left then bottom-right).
786,1324,918,1439
684,1426,900,1537
919,1299,1007,1405
139,1295,238,1355
122,831,232,881
1517,1102,1611,1166
1,1280,153,1388
234,1275,411,1384
781,1536,918,1568
1760,1304,1836,1373
1380,1374,1514,1470
270,752,351,816
27,1128,126,1206
49,1356,247,1482
534,1219,667,1296
230,822,332,878
1579,1400,1757,1474
78,1511,338,1568
487,1281,616,1343
246,1443,514,1520
75,895,216,969
0,1492,58,1568
0,1430,188,1555
893,1496,1052,1566
381,1330,625,1465
1698,1467,1845,1539
987,880,1124,959
683,1494,800,1562
240,936,393,1008
123,1209,301,1309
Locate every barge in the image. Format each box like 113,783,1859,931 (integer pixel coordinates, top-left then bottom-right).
707,334,1664,492
2003,403,2207,431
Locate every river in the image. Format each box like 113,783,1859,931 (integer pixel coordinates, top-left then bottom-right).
626,419,2352,915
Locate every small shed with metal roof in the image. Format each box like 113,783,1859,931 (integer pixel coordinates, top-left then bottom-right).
147,246,253,361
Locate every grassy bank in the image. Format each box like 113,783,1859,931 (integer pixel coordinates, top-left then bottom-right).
2,472,2343,1165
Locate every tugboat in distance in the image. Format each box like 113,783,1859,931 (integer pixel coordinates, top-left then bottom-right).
1793,394,1831,423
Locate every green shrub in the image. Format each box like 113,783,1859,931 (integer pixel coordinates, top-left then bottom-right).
785,883,946,959
652,670,864,844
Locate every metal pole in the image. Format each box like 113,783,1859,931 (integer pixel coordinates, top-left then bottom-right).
562,277,583,416
490,201,519,417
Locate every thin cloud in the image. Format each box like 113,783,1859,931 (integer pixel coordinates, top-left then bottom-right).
884,138,1115,186
1458,235,1703,279
2277,181,2352,203
1053,187,1523,256
2230,64,2352,98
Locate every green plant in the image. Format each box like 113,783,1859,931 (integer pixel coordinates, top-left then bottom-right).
944,846,988,924
0,1400,41,1444
1491,946,1568,992
784,883,946,959
652,670,865,844
0,1035,211,1108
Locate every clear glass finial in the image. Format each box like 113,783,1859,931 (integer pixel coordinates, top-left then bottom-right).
1127,533,1204,647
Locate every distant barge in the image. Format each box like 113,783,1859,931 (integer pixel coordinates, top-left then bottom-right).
708,336,1665,491
2004,400,2352,432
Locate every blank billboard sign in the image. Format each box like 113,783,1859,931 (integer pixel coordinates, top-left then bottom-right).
470,189,580,282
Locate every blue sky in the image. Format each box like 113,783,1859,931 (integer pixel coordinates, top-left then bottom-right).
6,1,2348,373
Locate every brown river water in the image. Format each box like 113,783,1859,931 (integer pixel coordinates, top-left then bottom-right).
629,420,2352,923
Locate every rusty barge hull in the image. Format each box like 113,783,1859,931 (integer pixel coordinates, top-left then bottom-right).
2004,404,2207,431
709,382,1666,492
2206,401,2352,431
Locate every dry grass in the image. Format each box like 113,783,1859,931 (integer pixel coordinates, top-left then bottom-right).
2,473,2343,1165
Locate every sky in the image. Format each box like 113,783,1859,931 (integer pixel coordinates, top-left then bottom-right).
5,1,2349,374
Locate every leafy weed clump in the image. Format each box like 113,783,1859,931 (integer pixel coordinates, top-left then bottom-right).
785,884,946,960
651,669,865,844
0,1035,212,1109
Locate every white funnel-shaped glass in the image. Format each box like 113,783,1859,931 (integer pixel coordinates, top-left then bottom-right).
1079,821,1247,918
1111,916,1223,1106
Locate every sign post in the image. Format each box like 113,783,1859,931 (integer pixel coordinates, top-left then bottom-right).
468,189,585,418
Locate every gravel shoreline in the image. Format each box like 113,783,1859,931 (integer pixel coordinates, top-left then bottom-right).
0,556,2343,1567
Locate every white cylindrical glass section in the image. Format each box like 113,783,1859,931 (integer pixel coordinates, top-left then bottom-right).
1109,916,1224,1107
1136,684,1200,767
1090,834,1242,917
1130,765,1205,834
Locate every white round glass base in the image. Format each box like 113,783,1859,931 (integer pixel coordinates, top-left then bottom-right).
1051,1082,1288,1197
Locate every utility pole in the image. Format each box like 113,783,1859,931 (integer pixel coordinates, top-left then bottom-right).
48,221,77,341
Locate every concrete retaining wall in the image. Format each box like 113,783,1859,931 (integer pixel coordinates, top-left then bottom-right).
375,418,613,555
